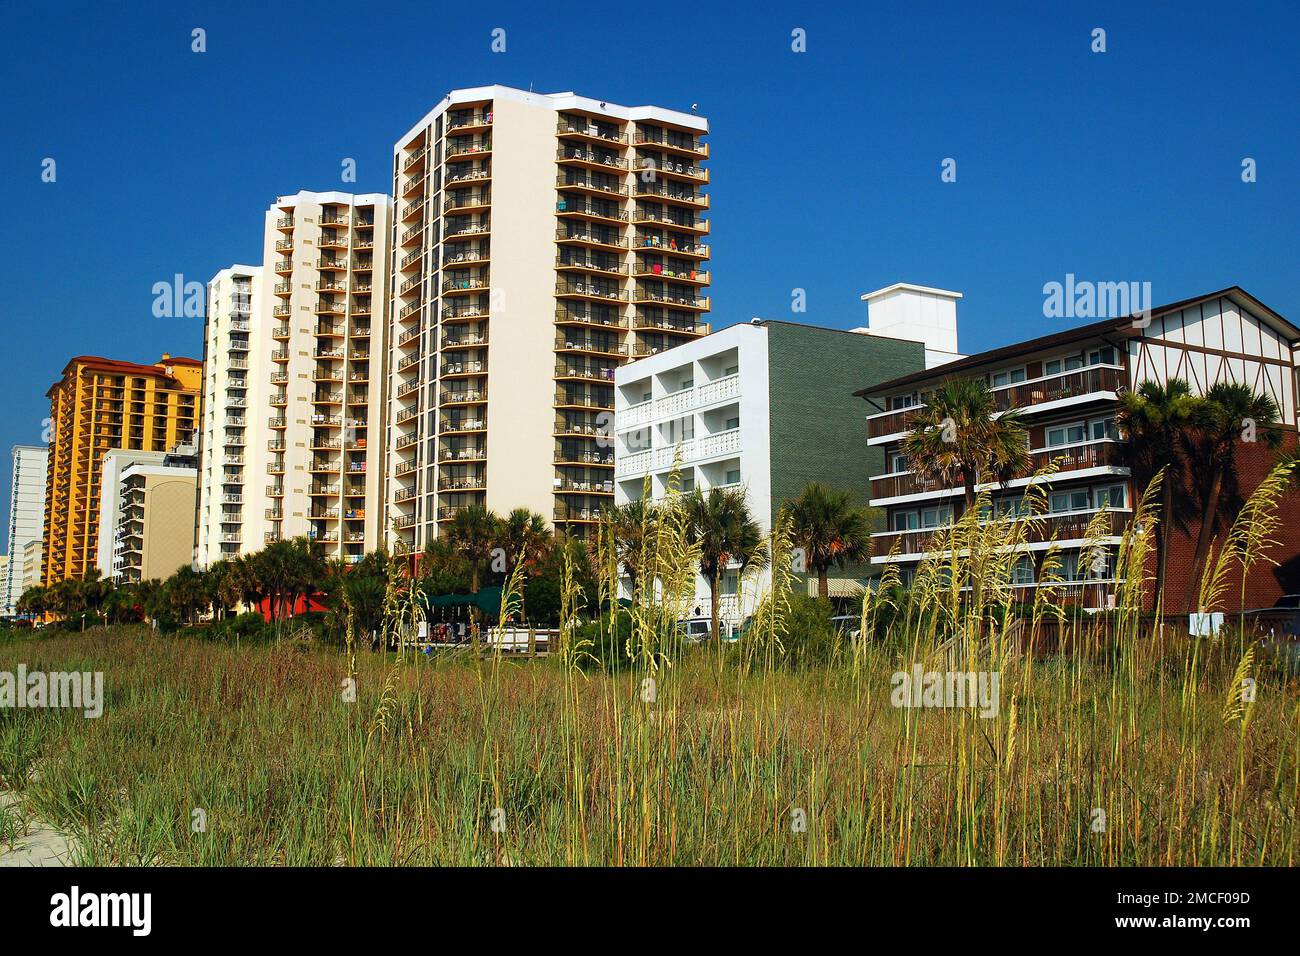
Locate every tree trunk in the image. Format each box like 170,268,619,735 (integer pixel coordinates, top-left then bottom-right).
817,568,829,601
1155,480,1174,612
710,571,722,642
1184,464,1225,612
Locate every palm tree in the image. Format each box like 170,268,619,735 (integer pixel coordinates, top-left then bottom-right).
499,508,553,622
782,482,876,599
47,578,84,623
1181,382,1281,610
684,487,770,641
900,377,1030,512
15,585,49,621
166,566,207,625
229,554,265,617
446,504,502,596
77,569,112,628
605,498,655,600
1116,378,1201,604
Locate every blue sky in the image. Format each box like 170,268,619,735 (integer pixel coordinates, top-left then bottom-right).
1,0,1297,543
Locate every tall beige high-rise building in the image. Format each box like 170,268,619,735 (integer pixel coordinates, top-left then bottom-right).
197,191,392,567
387,86,711,548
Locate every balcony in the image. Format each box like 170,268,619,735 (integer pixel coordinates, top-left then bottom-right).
441,276,488,294
633,260,708,284
402,145,427,173
557,173,625,197
554,389,612,411
441,333,487,350
556,253,623,276
445,137,491,161
440,418,486,435
632,289,709,311
555,362,618,384
553,505,602,524
443,247,489,268
556,280,627,303
555,306,626,330
633,182,709,207
556,145,627,171
556,199,627,223
614,427,740,477
866,365,1128,442
444,192,491,213
872,508,1132,558
869,439,1129,502
633,129,707,156
632,208,708,234
555,335,626,358
438,446,485,463
555,447,614,467
556,226,626,252
556,119,625,144
629,315,709,335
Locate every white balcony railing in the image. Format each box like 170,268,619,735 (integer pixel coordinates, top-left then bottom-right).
615,427,741,477
619,373,738,430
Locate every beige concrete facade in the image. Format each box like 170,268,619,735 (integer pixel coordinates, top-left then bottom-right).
387,85,710,549
115,462,198,582
262,192,392,563
197,192,393,567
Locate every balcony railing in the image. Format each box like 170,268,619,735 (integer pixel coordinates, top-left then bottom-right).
866,365,1127,440
615,427,740,477
872,508,1132,557
870,439,1129,501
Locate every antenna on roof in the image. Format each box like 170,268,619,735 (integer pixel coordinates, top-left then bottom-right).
691,103,699,113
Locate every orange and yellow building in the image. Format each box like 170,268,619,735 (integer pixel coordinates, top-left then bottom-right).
43,353,201,583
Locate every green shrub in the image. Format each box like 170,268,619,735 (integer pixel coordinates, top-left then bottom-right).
780,592,840,668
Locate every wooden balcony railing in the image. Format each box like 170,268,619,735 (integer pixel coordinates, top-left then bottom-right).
870,439,1128,500
873,508,1131,557
866,365,1127,440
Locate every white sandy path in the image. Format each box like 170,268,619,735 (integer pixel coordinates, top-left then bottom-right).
0,792,75,867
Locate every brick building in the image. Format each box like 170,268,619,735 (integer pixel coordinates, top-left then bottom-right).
856,286,1300,613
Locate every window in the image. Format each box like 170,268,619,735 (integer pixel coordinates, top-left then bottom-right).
1047,423,1087,447
722,570,739,596
1068,548,1114,581
894,504,953,531
1012,556,1035,585
725,416,739,431
1095,484,1126,509
1045,353,1085,375
1090,417,1119,441
724,364,738,376
680,474,695,492
990,367,1027,388
1087,346,1117,366
888,451,908,473
894,510,919,531
725,469,741,485
891,394,917,410
1050,489,1091,513
679,378,693,391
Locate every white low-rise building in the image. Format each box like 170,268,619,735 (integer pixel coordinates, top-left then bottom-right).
613,288,956,625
